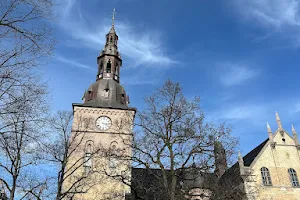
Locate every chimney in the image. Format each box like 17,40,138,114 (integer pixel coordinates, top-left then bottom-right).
214,141,227,178
238,151,245,175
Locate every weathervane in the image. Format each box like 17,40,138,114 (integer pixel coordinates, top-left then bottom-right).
112,8,117,26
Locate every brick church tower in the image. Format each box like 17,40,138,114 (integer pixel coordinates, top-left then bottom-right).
64,9,136,200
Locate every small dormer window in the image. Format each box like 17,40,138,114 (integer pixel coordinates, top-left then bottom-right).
84,141,94,174
87,91,93,101
109,142,118,169
120,94,125,104
106,60,111,73
103,89,109,98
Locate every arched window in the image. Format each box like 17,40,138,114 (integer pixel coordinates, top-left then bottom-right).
110,36,113,43
109,142,118,169
99,62,103,73
115,64,118,75
106,35,109,44
106,60,111,73
288,168,300,187
261,167,272,186
114,64,119,80
84,141,94,174
98,62,103,79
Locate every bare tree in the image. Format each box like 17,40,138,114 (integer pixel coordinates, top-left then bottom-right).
0,0,54,118
40,111,103,200
100,80,238,200
0,84,49,200
0,2,55,198
129,80,238,200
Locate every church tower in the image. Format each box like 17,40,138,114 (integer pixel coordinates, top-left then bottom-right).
66,9,136,200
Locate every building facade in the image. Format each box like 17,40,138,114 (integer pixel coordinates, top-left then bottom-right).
218,113,300,200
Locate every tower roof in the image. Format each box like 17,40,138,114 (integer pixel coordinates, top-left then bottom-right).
83,79,129,109
80,9,132,110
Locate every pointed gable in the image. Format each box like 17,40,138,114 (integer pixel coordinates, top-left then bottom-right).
272,129,296,146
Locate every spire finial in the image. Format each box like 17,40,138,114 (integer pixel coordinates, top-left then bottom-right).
238,150,245,175
292,125,300,147
238,150,244,167
112,8,117,27
292,124,297,135
238,150,242,158
275,111,282,129
267,122,274,142
267,122,272,132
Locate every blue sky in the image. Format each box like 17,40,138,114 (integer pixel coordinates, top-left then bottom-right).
47,0,300,156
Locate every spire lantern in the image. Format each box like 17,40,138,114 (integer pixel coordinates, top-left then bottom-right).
96,9,122,82
275,111,283,129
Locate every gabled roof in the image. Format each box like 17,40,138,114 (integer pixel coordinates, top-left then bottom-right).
242,138,269,166
220,138,269,181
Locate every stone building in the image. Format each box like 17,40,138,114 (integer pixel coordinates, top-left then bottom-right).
65,10,300,200
218,113,300,200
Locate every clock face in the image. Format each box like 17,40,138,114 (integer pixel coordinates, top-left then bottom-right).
96,116,112,131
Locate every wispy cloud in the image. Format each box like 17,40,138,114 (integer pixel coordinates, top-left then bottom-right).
58,0,176,68
123,78,157,86
234,0,300,28
56,56,95,71
220,104,266,120
293,102,300,113
208,97,300,128
232,0,300,46
218,62,259,87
